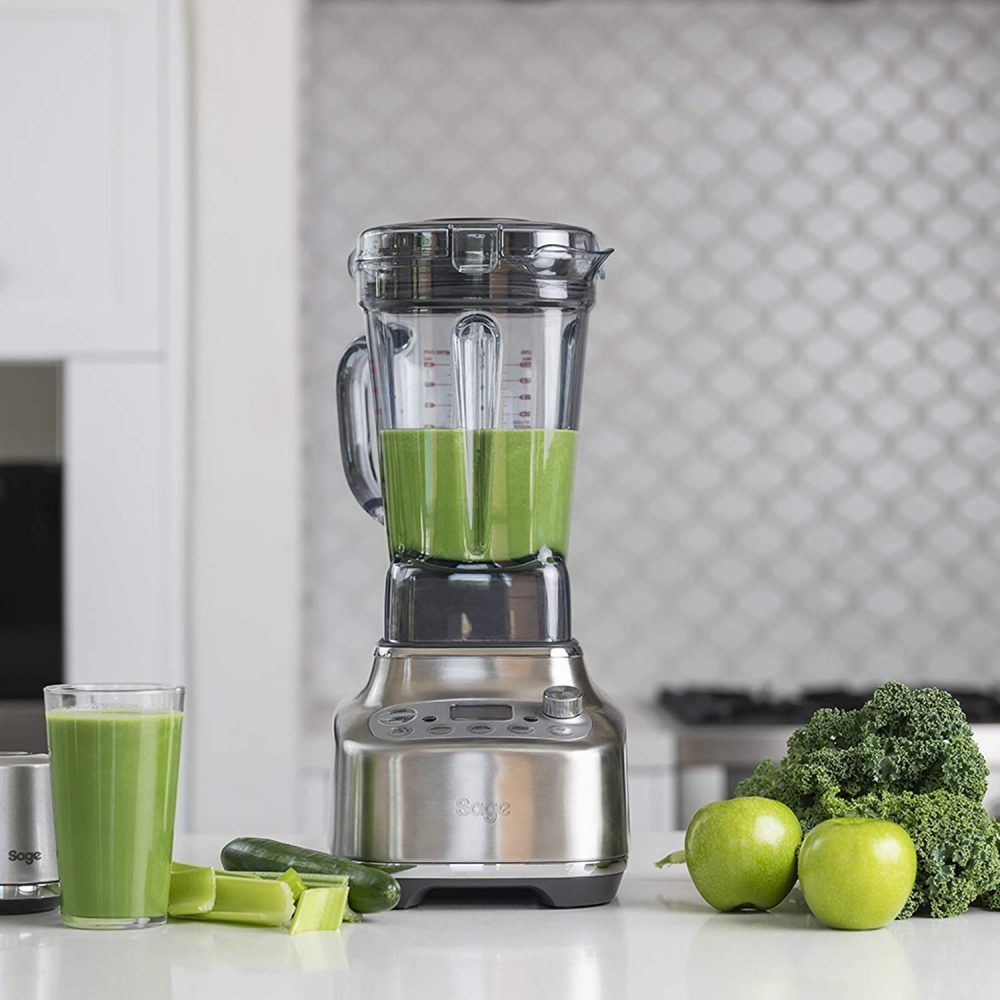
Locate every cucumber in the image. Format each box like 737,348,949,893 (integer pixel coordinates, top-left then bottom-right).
220,838,401,914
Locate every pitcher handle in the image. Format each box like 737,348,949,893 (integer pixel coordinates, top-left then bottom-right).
336,336,384,524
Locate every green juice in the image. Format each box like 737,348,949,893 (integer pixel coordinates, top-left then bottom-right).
46,710,183,920
380,428,577,563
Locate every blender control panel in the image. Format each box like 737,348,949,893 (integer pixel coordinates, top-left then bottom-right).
368,698,593,743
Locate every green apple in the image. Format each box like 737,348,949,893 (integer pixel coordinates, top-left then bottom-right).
798,817,917,930
658,797,802,911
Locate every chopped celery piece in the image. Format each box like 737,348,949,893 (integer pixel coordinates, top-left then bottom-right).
288,886,349,935
169,863,216,916
342,902,362,923
300,875,349,891
174,875,295,926
209,869,263,880
211,869,348,887
278,868,306,901
215,875,295,918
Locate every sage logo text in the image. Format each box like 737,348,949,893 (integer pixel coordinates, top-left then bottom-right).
454,798,510,824
9,850,42,865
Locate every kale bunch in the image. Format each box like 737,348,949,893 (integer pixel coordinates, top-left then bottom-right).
736,682,1000,918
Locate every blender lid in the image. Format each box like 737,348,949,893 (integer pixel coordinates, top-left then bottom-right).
349,218,612,294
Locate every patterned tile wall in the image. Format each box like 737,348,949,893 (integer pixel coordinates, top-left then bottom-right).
303,0,1000,704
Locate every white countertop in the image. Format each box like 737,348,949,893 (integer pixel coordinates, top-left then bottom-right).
4,832,997,1000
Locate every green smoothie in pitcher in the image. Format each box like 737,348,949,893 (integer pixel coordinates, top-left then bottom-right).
380,428,576,563
46,710,183,923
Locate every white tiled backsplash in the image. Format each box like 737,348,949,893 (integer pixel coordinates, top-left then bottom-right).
302,0,1000,707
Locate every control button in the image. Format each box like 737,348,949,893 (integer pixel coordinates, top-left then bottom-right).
422,715,437,723
467,724,494,735
542,686,583,720
508,724,534,735
427,725,453,735
377,708,417,725
547,724,573,736
389,726,413,736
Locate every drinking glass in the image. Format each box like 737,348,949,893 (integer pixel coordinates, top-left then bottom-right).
44,683,184,929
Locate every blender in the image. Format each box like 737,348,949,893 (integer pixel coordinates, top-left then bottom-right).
330,219,628,907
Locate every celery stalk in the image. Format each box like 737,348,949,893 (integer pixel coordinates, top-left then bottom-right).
212,869,348,887
288,886,349,935
278,868,306,901
169,863,216,916
174,875,295,926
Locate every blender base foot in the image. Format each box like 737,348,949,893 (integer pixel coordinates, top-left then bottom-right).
395,873,623,909
0,894,60,914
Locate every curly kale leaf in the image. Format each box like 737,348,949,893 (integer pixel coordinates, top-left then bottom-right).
736,757,844,831
861,683,989,800
974,824,1000,911
737,682,988,819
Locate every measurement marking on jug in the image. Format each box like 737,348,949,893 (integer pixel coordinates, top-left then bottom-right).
420,347,539,428
504,350,535,428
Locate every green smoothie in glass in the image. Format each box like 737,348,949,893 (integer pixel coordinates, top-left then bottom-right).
380,428,577,563
45,688,183,929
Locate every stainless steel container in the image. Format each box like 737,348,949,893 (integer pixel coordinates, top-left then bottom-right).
0,753,59,914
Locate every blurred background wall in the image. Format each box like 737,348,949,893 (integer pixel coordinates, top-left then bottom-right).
302,0,1000,707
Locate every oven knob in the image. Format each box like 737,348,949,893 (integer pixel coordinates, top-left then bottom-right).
542,686,583,720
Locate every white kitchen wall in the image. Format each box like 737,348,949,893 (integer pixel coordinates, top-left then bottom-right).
189,0,302,830
302,0,1000,709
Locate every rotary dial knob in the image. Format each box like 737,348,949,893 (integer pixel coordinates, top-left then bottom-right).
542,685,583,720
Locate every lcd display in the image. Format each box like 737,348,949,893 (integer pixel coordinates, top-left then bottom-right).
450,704,514,722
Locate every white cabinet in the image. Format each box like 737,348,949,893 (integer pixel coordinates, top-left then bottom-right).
0,0,164,357
0,0,301,832
0,0,187,689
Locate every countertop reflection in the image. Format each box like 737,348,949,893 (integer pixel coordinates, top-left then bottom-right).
4,833,996,1000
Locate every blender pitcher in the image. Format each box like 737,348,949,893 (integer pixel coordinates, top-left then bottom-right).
337,219,612,644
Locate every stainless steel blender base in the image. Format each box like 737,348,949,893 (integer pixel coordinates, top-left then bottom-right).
330,644,629,907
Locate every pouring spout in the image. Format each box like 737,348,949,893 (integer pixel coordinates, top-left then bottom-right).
514,245,614,281
591,247,614,279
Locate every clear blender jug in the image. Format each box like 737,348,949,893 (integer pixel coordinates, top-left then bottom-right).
337,219,612,644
